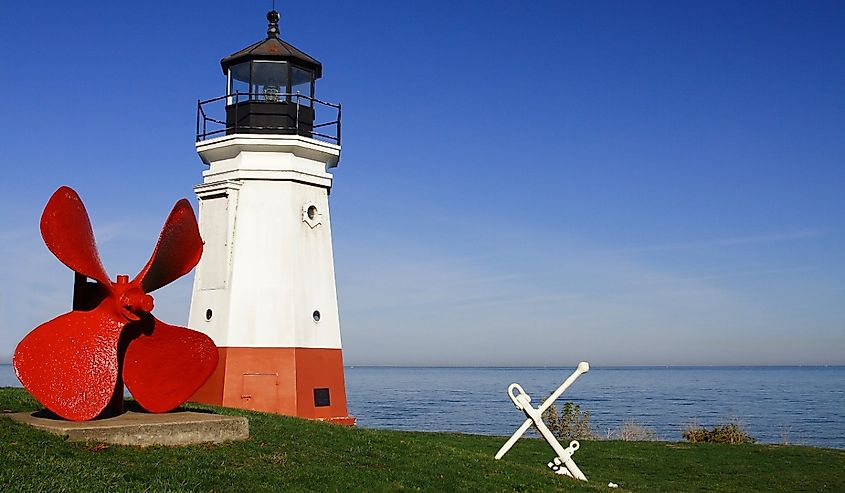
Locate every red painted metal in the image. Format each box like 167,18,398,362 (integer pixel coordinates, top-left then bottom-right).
123,317,219,414
13,186,218,422
40,186,111,287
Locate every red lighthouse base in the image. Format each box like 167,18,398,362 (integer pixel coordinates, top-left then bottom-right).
191,347,355,425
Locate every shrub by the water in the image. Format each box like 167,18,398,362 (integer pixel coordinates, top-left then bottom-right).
611,420,658,441
541,400,595,440
683,421,756,444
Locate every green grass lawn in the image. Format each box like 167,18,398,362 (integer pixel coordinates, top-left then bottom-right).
1,387,843,492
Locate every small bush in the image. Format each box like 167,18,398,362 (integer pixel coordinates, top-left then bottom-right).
541,401,595,440
612,420,658,441
779,426,793,445
682,421,756,444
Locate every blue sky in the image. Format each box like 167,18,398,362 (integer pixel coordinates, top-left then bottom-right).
0,1,843,365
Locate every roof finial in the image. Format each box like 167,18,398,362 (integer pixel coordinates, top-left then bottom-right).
267,10,280,38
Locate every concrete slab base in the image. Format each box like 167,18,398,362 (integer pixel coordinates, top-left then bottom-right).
8,410,249,447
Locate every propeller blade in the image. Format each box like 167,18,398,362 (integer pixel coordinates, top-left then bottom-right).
133,199,203,293
123,316,218,413
40,186,111,287
13,309,126,421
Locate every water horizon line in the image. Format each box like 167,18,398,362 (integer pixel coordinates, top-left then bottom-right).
343,364,845,370
2,362,843,370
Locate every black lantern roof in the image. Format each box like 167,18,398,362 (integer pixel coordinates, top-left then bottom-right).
220,10,322,79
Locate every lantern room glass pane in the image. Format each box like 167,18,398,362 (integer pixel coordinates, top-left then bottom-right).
291,66,314,106
252,61,288,102
229,63,250,101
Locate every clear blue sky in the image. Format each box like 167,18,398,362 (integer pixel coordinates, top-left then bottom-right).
0,1,843,365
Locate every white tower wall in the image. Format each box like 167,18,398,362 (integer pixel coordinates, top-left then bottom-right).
187,134,352,422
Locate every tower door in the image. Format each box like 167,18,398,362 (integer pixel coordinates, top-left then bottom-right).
240,373,278,412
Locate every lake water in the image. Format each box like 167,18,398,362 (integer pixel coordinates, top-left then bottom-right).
3,365,843,448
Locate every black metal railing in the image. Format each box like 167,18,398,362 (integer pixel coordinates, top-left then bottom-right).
196,92,341,145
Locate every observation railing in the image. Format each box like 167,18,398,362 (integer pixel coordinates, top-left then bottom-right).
196,92,341,145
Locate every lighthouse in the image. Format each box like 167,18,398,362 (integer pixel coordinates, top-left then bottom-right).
188,10,353,425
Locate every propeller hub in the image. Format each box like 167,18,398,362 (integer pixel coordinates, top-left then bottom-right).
115,283,154,321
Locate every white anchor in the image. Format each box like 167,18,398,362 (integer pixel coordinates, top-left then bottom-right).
495,361,590,481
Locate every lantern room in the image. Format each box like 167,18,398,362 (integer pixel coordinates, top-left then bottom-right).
197,10,340,141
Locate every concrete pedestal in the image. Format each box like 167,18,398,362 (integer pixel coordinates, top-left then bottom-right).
8,410,249,447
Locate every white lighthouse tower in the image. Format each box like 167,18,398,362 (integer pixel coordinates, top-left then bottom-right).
188,10,353,425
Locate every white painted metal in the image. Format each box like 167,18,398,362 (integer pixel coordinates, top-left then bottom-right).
548,441,581,476
188,134,343,350
495,362,589,459
495,362,590,481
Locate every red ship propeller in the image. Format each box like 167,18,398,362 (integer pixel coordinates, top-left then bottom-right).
13,186,218,421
